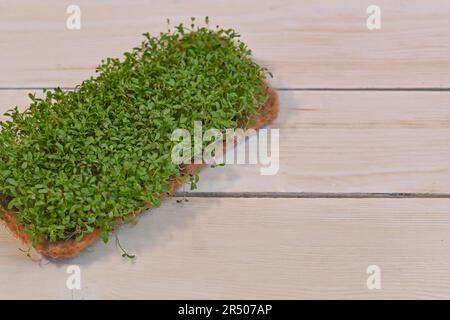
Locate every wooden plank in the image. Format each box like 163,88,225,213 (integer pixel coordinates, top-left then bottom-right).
2,198,450,299
1,0,450,88
2,90,450,193
197,91,450,193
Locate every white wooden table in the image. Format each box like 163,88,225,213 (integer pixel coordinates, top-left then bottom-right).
1,0,450,299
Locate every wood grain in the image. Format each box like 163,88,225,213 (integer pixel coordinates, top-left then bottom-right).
2,198,450,299
1,0,450,88
2,90,450,193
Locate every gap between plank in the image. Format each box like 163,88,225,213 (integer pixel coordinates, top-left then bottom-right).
173,192,450,199
1,87,450,92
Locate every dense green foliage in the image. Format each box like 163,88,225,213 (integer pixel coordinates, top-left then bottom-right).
0,18,269,245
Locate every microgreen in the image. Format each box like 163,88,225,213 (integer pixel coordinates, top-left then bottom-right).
115,234,136,260
18,247,41,263
0,18,269,245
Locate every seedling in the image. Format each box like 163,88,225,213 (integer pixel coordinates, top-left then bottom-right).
115,234,135,260
0,18,269,247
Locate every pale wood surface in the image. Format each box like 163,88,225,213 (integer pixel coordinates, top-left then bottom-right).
2,198,450,299
1,0,450,88
1,0,450,300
